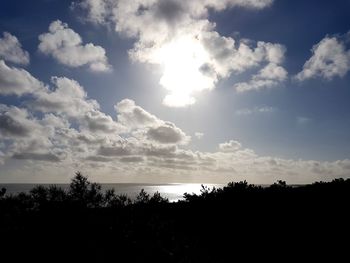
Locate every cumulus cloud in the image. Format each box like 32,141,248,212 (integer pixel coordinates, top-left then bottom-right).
296,33,350,81
1,63,350,183
146,122,189,144
73,0,284,106
0,105,35,138
38,20,111,72
0,67,191,168
0,60,45,96
235,64,287,92
0,32,30,65
219,140,242,152
115,99,190,144
0,104,57,162
115,99,160,129
32,76,97,117
32,76,125,135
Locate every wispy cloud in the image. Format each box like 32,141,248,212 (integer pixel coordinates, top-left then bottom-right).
195,132,204,139
296,116,311,125
235,106,276,116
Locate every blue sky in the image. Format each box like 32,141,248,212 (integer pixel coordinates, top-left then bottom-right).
0,0,350,183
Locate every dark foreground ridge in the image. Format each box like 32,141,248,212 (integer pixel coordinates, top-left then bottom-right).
1,172,349,262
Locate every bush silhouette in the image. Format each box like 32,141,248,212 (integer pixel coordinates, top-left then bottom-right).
104,189,131,208
68,171,103,208
0,187,6,198
0,173,349,262
47,185,66,202
135,188,150,203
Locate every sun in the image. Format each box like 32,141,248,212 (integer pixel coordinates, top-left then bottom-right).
155,35,214,107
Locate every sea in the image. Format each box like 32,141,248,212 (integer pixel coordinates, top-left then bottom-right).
0,183,225,202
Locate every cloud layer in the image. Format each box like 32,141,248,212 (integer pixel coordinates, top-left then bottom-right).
74,0,287,106
0,63,349,183
38,20,111,72
1,4,350,183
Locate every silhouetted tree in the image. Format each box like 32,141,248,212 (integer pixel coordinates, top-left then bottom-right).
68,171,103,207
30,185,49,209
0,174,349,262
271,180,288,188
0,187,6,198
149,191,168,204
135,189,150,204
104,189,132,207
47,185,67,202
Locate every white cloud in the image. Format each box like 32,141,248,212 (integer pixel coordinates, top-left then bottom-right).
74,0,284,107
0,32,30,65
0,104,57,161
219,140,242,152
38,20,111,72
296,33,350,81
115,99,160,129
32,76,98,117
1,90,350,183
115,99,190,145
0,68,191,168
234,58,288,93
32,76,125,135
0,60,45,96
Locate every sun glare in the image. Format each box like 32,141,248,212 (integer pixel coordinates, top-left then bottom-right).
156,36,214,107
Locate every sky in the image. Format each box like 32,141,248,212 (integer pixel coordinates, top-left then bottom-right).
0,0,350,184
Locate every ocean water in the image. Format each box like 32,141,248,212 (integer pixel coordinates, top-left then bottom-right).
0,183,225,202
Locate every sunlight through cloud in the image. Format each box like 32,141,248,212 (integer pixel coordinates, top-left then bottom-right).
155,36,214,107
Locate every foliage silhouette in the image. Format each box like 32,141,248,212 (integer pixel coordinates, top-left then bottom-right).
0,172,349,262
0,187,6,198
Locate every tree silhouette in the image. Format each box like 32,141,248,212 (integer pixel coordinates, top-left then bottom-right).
0,174,349,262
0,187,6,198
135,189,150,204
68,171,103,207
